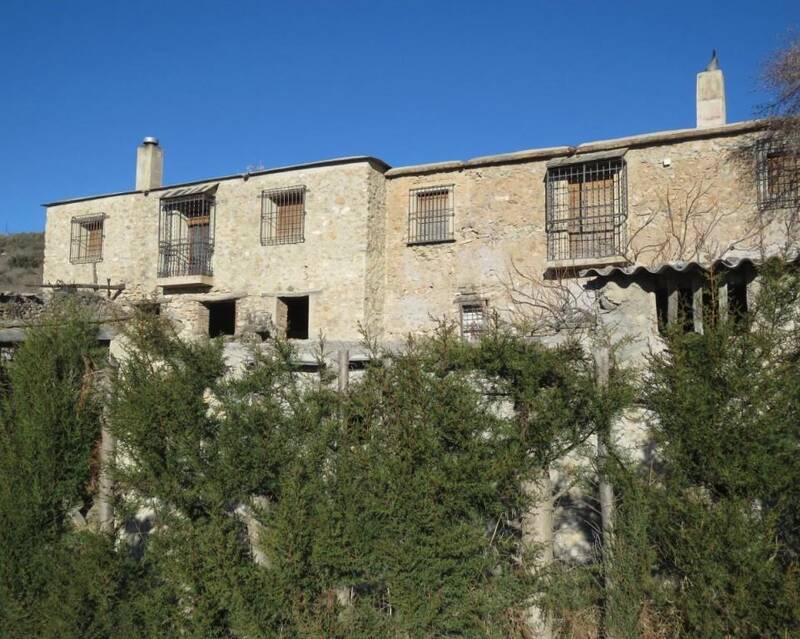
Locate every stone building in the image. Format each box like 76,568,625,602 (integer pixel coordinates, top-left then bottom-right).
40,56,797,355
31,54,800,584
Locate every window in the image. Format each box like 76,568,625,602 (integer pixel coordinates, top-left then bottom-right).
545,156,627,261
277,296,309,340
460,300,488,341
205,300,236,337
158,191,215,277
261,186,306,245
70,214,105,263
757,142,799,210
408,185,455,244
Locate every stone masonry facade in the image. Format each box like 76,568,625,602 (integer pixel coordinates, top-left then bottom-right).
41,61,796,352
42,120,781,348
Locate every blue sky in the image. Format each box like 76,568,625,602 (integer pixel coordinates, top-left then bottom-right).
0,0,798,232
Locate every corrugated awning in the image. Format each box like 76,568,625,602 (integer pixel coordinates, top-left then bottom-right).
546,148,628,169
579,253,761,279
159,183,219,199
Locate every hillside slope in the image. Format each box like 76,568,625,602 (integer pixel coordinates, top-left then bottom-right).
0,233,44,293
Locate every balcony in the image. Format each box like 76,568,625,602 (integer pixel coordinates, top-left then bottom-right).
157,240,214,288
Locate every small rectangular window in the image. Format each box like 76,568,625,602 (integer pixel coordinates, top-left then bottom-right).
261,186,306,246
408,185,455,245
277,296,309,340
757,142,800,210
205,300,236,338
70,215,105,264
460,301,488,341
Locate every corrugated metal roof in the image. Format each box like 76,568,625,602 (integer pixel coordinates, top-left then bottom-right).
546,147,628,169
579,252,761,279
159,182,219,199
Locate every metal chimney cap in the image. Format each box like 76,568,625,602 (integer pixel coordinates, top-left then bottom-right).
142,136,159,146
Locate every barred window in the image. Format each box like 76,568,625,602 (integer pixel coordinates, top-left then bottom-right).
460,300,488,341
545,157,627,261
261,186,305,245
757,143,799,210
408,185,455,244
70,214,105,263
158,192,215,277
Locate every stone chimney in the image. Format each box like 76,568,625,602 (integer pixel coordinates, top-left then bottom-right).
136,137,163,191
696,51,726,128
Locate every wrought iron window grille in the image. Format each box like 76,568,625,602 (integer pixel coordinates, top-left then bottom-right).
408,185,455,245
756,141,800,211
261,186,306,246
460,300,488,341
545,159,627,261
158,193,215,277
70,214,105,264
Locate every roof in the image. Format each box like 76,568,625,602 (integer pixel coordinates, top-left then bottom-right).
43,120,767,207
42,156,390,207
384,120,766,178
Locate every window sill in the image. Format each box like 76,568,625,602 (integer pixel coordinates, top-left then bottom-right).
544,255,629,276
407,238,456,247
157,274,214,288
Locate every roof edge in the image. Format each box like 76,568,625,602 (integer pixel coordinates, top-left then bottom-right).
385,120,767,178
43,155,390,207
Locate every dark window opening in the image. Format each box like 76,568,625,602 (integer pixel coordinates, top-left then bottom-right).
136,303,161,316
0,342,17,362
655,287,695,335
702,286,717,331
728,281,748,324
655,288,669,335
677,288,694,333
206,300,236,338
279,296,309,340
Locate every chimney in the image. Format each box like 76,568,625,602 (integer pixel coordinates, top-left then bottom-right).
136,137,163,191
696,50,726,128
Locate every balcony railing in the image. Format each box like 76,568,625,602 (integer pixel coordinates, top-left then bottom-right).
158,240,213,278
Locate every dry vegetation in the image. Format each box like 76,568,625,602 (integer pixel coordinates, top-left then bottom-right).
0,232,44,293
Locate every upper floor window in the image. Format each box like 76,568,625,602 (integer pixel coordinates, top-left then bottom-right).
408,185,455,245
545,153,627,262
757,142,799,210
70,214,105,264
261,186,306,245
158,188,216,277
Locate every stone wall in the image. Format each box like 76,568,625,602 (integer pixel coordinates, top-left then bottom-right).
44,160,385,342
44,122,781,346
381,124,766,341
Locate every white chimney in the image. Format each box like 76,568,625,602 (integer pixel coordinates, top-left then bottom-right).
696,51,726,128
136,137,163,191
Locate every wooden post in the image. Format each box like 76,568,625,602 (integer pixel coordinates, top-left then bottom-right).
337,349,349,392
594,344,615,638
